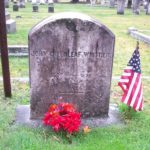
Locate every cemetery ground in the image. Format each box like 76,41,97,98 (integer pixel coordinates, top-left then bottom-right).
0,3,150,150
0,80,150,149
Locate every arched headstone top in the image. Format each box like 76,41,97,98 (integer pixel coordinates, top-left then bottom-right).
29,12,115,38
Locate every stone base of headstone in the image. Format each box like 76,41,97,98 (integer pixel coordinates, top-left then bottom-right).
6,19,16,33
16,105,41,127
48,6,54,13
13,4,19,11
32,5,39,12
15,104,123,127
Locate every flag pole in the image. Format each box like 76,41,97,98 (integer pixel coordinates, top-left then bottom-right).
118,40,143,111
136,41,139,50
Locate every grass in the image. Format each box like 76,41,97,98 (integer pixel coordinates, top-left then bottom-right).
140,31,150,36
0,79,150,150
2,3,150,77
0,3,150,150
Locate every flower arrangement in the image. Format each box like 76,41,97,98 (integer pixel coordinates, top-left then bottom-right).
43,101,81,134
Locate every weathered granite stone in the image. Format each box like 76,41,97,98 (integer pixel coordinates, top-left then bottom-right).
5,0,9,8
5,10,16,33
146,3,150,15
15,104,122,127
29,12,115,119
117,0,125,15
109,0,115,8
5,11,10,20
48,0,54,13
19,0,25,8
6,19,16,33
128,27,150,44
48,5,54,13
13,2,19,11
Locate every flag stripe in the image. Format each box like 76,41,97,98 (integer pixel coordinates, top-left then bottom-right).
132,84,142,110
127,74,140,106
123,73,138,104
119,79,129,83
133,85,142,110
118,82,126,92
130,75,141,107
125,66,132,69
122,85,126,90
123,72,131,76
135,88,143,111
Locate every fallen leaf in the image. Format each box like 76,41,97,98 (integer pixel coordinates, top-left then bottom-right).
83,126,91,134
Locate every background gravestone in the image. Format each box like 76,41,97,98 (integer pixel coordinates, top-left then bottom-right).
29,12,115,119
5,10,16,33
5,0,9,8
19,0,25,8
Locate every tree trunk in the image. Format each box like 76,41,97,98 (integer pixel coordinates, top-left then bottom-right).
109,0,115,8
127,0,132,8
72,0,79,3
117,0,125,14
132,0,141,14
146,2,150,14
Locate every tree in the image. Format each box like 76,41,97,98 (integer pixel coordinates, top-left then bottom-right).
117,0,125,14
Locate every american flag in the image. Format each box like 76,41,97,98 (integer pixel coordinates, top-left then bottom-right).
118,48,143,111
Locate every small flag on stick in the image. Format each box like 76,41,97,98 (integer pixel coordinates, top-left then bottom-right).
118,43,143,111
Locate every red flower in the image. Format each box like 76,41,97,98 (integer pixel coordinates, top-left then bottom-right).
48,104,57,112
59,103,76,115
49,115,63,132
43,101,81,134
43,112,52,125
62,112,81,134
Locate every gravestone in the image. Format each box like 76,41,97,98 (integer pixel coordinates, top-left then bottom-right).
48,0,54,13
40,0,45,5
117,0,125,15
5,11,10,20
32,0,39,12
109,0,115,8
29,12,115,119
5,0,9,8
13,1,19,11
146,2,150,15
19,0,25,8
5,10,16,33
